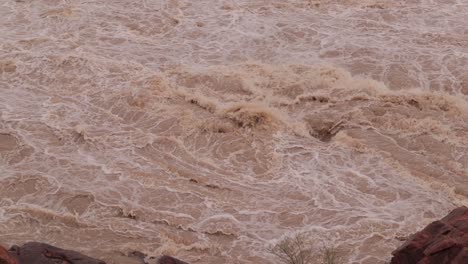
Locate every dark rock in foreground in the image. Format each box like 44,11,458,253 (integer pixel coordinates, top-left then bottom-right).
158,255,189,264
391,206,468,264
1,242,105,264
0,245,18,264
1,242,190,264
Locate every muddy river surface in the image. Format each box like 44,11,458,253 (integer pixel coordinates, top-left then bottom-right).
1,0,468,263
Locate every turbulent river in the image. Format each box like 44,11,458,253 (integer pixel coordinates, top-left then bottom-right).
1,0,467,263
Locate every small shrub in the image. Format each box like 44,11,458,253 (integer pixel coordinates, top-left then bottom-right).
271,234,312,264
271,234,341,264
320,245,339,264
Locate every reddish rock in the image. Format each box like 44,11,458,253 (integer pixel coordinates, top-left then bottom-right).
158,255,189,264
391,206,468,264
0,245,19,264
7,242,105,264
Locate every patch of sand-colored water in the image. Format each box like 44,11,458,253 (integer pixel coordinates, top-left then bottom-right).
1,0,467,263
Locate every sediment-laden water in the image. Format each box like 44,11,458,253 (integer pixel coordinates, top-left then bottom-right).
1,1,467,263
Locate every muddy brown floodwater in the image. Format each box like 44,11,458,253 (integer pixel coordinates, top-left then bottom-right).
1,0,467,263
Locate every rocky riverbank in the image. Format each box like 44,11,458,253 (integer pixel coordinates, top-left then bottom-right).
1,206,466,264
391,206,468,264
0,242,188,264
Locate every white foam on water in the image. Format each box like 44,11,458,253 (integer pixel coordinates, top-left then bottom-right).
1,0,468,263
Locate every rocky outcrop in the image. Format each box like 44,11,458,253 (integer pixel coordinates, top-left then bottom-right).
391,206,468,264
0,245,18,264
157,255,189,264
0,242,190,264
0,242,105,264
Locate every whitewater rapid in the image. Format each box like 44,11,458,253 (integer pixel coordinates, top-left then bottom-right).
1,0,467,263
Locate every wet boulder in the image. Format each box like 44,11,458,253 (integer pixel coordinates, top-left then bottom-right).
6,242,105,264
0,245,19,264
391,206,468,264
158,255,189,264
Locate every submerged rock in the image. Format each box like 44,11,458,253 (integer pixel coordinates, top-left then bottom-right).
157,255,189,264
127,250,148,263
1,242,105,264
391,206,468,264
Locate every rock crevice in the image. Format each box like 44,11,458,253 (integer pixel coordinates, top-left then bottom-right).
391,206,468,264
